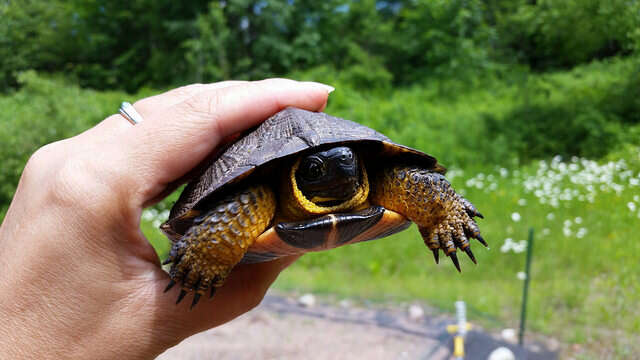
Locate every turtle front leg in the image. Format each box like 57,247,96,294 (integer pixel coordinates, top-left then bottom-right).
370,165,487,271
162,184,276,308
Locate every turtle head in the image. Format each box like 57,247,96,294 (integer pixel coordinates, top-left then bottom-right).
295,146,361,206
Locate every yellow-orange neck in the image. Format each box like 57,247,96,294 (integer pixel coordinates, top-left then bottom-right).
279,157,369,220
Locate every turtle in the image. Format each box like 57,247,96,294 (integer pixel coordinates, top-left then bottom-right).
160,107,487,308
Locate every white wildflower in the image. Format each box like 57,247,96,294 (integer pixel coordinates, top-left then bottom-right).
517,272,527,280
142,209,156,221
512,240,527,253
511,212,521,222
500,238,514,253
576,228,588,239
628,202,637,212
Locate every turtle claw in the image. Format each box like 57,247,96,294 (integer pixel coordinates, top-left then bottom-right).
464,247,477,264
176,290,187,304
191,293,202,309
210,287,217,299
431,249,440,264
162,257,172,265
449,252,461,272
164,279,176,293
476,234,488,248
461,198,483,219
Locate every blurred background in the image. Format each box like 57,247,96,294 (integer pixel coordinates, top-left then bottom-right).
1,0,639,358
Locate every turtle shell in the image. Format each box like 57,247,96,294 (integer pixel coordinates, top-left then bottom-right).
164,107,441,236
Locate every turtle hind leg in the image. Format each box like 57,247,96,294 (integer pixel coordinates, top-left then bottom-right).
162,184,276,308
371,165,486,272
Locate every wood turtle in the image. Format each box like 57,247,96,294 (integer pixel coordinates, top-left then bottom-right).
160,107,487,308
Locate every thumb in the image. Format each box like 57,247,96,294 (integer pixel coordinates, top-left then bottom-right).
152,255,301,346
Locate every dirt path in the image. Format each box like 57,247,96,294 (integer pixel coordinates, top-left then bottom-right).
156,291,558,360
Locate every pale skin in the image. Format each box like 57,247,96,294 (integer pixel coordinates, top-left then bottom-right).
0,79,333,359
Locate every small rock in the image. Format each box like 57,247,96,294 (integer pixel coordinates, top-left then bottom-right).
297,293,315,308
339,299,352,308
501,328,517,343
488,346,515,360
547,337,561,351
408,304,424,321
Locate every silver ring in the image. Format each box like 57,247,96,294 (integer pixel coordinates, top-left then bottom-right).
119,102,144,125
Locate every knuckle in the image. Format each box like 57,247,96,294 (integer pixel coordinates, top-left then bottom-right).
182,91,224,130
47,156,126,213
48,157,99,204
26,143,58,169
22,142,63,182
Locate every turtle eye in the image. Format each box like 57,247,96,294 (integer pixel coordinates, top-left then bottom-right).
301,159,323,180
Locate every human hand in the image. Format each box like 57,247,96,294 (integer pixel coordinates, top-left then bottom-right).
0,79,332,359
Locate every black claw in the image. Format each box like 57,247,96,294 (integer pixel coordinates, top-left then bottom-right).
431,249,440,264
475,212,484,219
476,235,488,247
162,257,172,265
464,247,477,264
449,252,461,272
176,290,187,304
191,293,201,309
209,286,217,299
164,279,176,293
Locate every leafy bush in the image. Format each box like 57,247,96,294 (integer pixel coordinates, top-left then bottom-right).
9,0,637,92
485,58,640,160
495,0,640,69
0,72,130,215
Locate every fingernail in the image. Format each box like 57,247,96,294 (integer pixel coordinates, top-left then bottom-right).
307,82,335,94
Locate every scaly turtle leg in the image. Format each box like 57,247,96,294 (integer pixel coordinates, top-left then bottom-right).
371,165,486,271
162,184,276,308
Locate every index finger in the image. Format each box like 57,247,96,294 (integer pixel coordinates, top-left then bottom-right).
110,78,333,204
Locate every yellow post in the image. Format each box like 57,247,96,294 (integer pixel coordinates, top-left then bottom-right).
453,335,465,358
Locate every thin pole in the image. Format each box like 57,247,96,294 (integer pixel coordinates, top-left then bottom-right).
519,228,534,346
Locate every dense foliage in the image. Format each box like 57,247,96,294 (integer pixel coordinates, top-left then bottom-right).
3,57,640,215
2,0,639,91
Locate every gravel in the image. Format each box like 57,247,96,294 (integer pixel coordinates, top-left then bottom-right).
156,291,558,360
